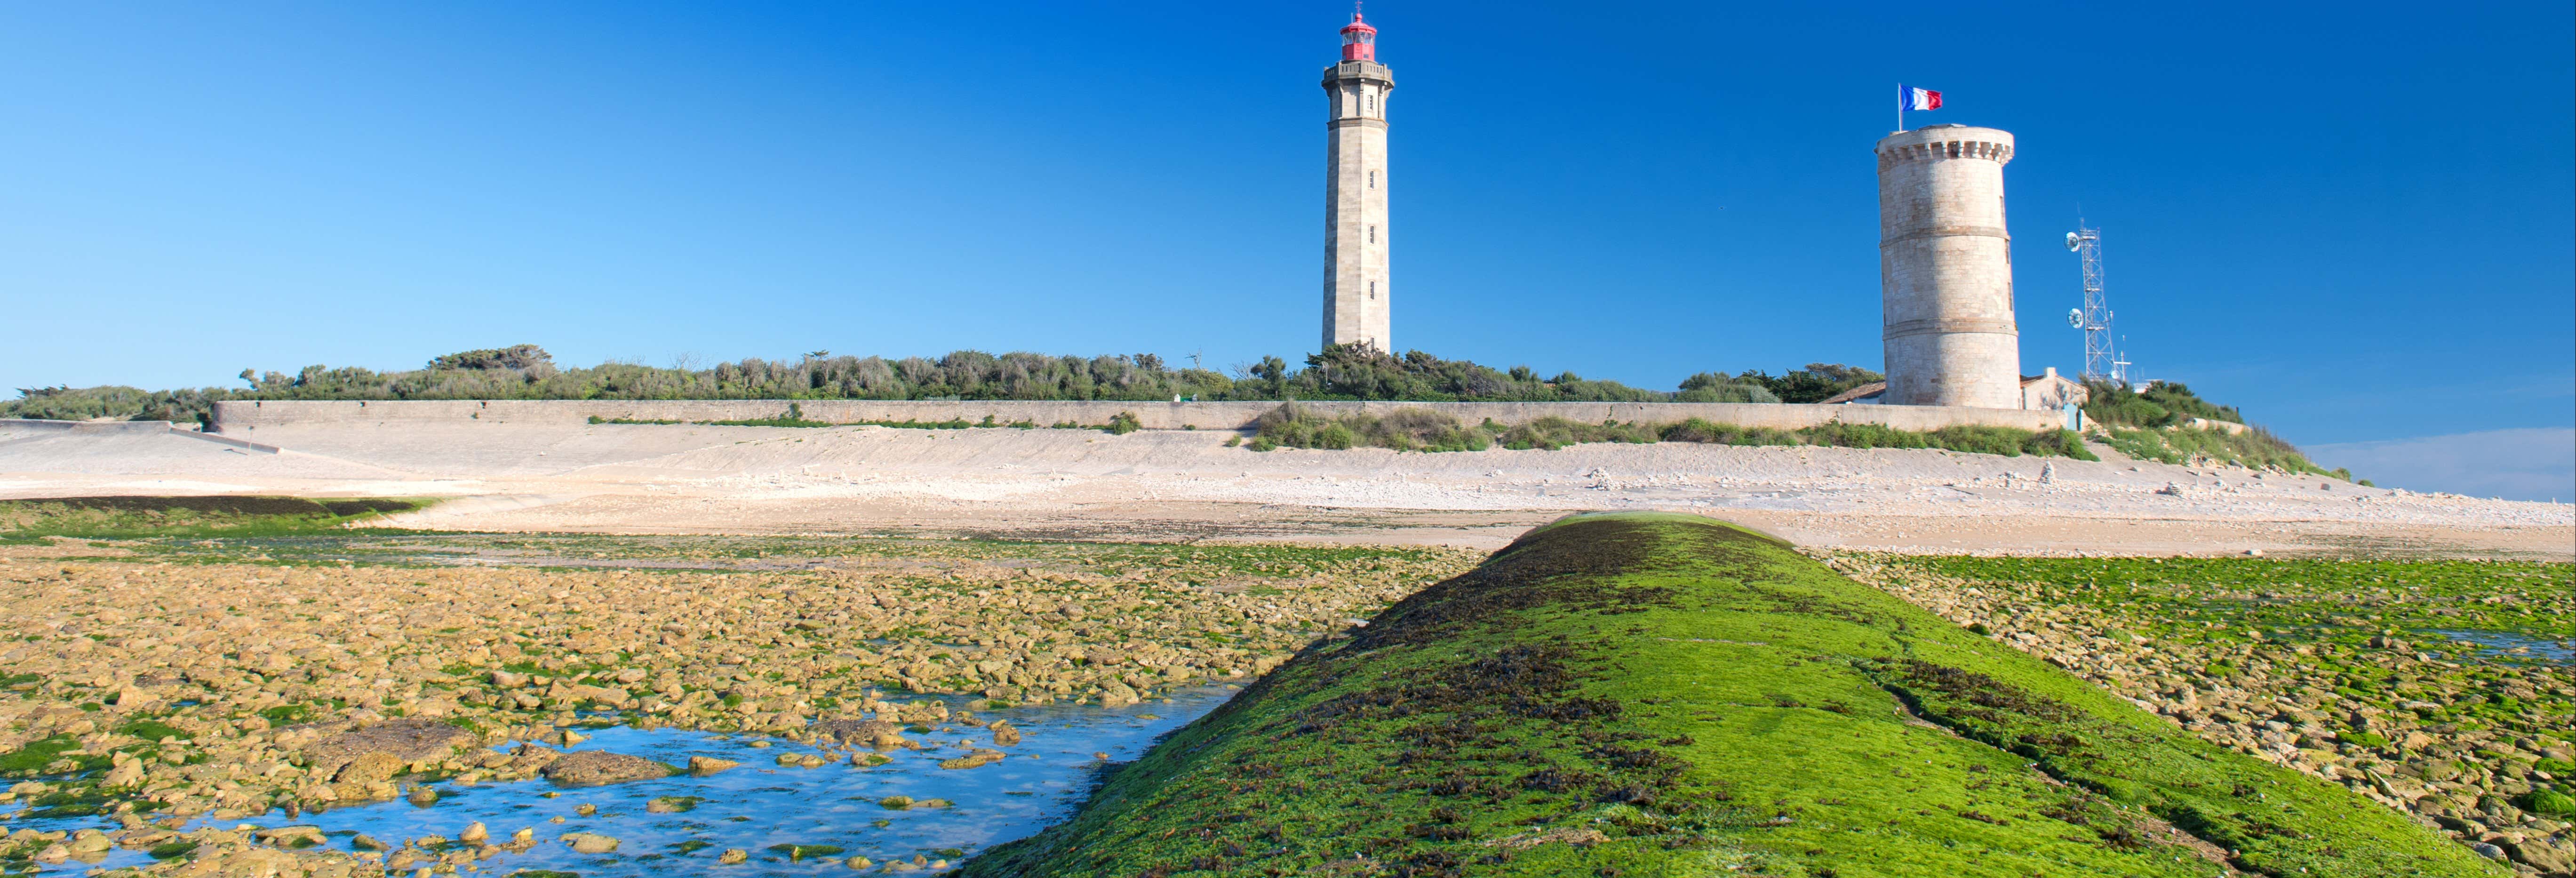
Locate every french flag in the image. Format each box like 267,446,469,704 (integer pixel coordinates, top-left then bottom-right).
1903,85,1942,111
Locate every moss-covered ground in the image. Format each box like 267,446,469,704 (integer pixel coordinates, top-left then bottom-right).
963,513,2498,877
0,495,428,540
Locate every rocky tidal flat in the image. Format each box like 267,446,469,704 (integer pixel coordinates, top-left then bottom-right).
1835,552,2576,875
0,533,1478,875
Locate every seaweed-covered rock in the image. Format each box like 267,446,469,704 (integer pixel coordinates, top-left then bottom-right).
538,751,674,786
962,513,2502,878
300,718,477,779
561,832,620,854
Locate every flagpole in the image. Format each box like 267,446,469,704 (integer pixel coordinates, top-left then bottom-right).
1896,83,1904,132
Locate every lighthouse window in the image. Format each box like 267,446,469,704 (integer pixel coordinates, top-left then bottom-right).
1369,225,1376,243
1369,281,1377,299
1369,170,1376,189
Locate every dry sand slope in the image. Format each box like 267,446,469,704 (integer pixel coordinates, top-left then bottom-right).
2,420,2567,557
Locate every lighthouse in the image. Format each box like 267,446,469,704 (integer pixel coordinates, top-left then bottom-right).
1321,11,1393,351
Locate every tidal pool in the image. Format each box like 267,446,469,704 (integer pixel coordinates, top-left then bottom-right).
2423,629,2574,662
22,686,1238,875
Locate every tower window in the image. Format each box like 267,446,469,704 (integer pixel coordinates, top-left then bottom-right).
1368,225,1376,243
1369,170,1376,189
1369,281,1377,299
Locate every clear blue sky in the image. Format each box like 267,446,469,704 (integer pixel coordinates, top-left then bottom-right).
4,2,2570,455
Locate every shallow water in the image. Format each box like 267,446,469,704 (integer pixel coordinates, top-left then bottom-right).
2424,629,2574,662
24,686,1238,875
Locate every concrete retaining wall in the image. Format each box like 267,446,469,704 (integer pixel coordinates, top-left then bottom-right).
209,399,2063,435
2,418,176,434
2,418,280,453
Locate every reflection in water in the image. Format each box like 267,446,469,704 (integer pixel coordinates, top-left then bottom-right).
25,686,1238,875
2424,629,2574,662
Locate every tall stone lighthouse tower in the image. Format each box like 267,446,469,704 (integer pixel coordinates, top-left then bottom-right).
1322,11,1393,351
1874,124,2020,407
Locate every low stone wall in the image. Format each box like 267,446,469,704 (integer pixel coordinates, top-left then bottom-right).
1,418,281,453
209,399,2064,435
1,418,175,434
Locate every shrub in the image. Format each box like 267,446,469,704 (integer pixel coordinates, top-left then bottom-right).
1250,405,1493,453
2100,424,2329,475
1926,425,2031,457
1734,363,1883,403
1660,419,1799,446
1801,422,1932,451
2082,379,2243,429
1494,417,1657,451
1105,411,1142,435
1674,374,1782,404
2020,428,2101,461
426,344,553,371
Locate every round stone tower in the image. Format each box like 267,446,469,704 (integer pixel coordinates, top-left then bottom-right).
1322,11,1393,351
1875,124,2019,408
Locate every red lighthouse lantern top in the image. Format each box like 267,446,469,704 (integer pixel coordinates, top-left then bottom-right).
1340,9,1377,62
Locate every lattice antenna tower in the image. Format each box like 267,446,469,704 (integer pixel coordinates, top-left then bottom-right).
2063,223,2114,383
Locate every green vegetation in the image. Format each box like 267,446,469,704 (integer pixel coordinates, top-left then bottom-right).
767,844,846,861
0,735,88,776
964,514,2488,877
3,343,1886,426
2078,380,2343,476
2098,425,2345,477
117,719,190,742
1247,405,1494,452
1858,554,2572,869
0,495,425,539
2082,380,2242,428
1248,404,2099,460
1713,363,1886,403
1891,554,2572,743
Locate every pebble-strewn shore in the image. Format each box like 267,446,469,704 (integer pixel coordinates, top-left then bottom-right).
0,539,1479,875
1830,552,2576,876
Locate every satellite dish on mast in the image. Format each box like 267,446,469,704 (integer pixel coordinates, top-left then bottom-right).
2065,231,2083,251
2067,308,2085,328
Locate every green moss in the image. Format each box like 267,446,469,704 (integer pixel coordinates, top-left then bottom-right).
962,513,2495,878
0,735,85,775
117,720,190,742
0,495,429,539
767,844,846,861
257,703,317,725
2519,790,2576,817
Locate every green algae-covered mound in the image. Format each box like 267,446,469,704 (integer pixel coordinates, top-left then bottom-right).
963,513,2498,878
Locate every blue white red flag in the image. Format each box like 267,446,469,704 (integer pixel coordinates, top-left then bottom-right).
1904,86,1942,111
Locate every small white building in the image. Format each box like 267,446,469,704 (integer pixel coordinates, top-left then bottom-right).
2018,367,2088,411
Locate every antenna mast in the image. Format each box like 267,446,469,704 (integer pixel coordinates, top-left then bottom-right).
2064,224,2114,383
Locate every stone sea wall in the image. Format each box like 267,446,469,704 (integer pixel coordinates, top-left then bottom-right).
209,399,2062,435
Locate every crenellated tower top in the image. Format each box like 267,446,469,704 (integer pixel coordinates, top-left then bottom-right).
1874,124,2016,170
